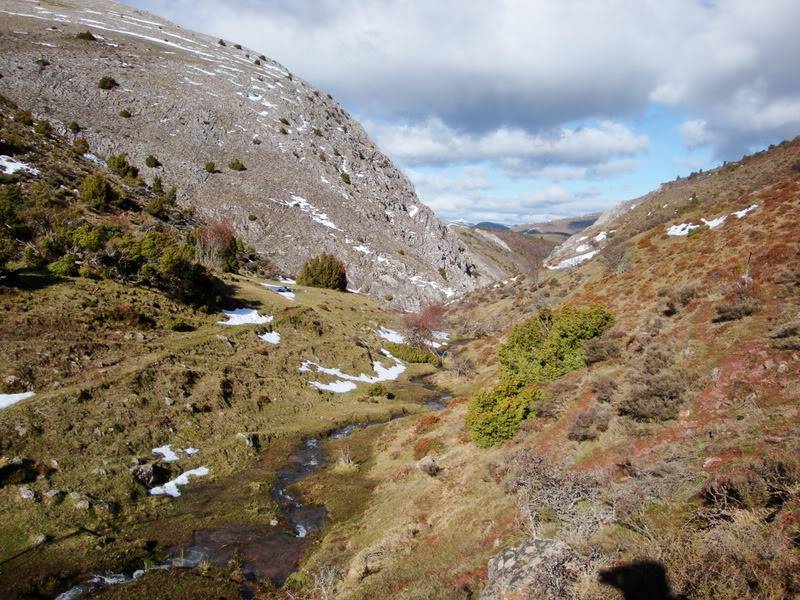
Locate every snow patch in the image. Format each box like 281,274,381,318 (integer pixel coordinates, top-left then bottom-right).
377,327,405,343
547,250,599,269
0,391,35,410
309,380,357,393
0,155,39,175
152,445,179,462
217,308,273,326
701,216,726,229
149,467,209,497
733,204,758,218
666,223,700,236
258,331,281,345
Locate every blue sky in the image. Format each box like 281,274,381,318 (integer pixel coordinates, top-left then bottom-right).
127,0,800,225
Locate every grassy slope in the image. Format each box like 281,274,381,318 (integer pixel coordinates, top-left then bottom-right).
0,98,434,598
287,143,800,599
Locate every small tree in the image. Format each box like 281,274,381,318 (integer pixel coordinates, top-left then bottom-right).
403,303,445,348
204,161,215,173
80,172,118,210
297,253,347,290
195,218,239,272
145,155,161,168
98,76,118,90
228,159,245,171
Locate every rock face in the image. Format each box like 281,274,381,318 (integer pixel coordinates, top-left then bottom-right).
0,0,490,309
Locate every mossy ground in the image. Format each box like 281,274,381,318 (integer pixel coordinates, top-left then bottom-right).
0,271,431,598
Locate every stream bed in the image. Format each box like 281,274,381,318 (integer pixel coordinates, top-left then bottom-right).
55,379,452,599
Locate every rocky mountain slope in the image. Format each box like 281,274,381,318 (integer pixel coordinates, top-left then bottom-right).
0,0,488,309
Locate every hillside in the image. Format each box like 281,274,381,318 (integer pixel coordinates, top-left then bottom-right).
0,0,488,309
513,212,600,237
449,224,557,282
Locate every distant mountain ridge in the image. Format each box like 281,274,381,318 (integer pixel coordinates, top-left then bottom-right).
0,0,493,309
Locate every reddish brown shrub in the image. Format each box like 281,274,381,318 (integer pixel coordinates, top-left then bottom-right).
196,218,238,271
403,303,446,347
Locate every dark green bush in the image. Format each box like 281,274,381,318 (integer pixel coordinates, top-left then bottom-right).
367,383,388,397
14,110,33,126
228,159,245,171
383,342,441,366
76,31,96,41
118,109,131,118
73,137,89,154
98,76,118,90
340,172,351,185
35,58,50,67
233,43,242,49
279,127,289,135
80,172,119,210
68,121,81,133
204,161,215,173
218,39,226,46
47,254,78,276
107,153,140,181
151,175,163,194
145,155,161,168
34,120,52,135
297,253,347,290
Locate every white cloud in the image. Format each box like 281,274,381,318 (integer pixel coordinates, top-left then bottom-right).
680,119,715,148
131,0,800,158
364,118,648,168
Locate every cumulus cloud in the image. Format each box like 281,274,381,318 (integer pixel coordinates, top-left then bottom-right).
131,0,800,157
128,0,800,222
407,167,611,224
364,118,648,168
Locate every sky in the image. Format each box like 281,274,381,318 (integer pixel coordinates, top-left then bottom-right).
127,0,800,225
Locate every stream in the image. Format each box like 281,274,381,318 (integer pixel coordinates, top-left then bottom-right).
54,378,452,599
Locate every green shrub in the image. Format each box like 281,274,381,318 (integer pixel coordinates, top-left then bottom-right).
80,172,118,209
297,253,347,290
72,224,108,251
98,76,118,90
467,383,541,447
14,110,33,126
340,172,351,185
68,121,81,133
107,153,139,180
76,31,96,41
151,175,163,194
204,161,215,173
383,342,440,366
34,120,52,135
498,305,614,388
47,254,78,276
218,39,226,46
73,137,89,154
118,109,131,118
367,383,388,397
145,155,161,168
279,117,290,126
438,266,447,280
254,59,261,66
313,128,322,136
233,43,242,49
35,58,50,67
228,159,245,171
467,305,614,446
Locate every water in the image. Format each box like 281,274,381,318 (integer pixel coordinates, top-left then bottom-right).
53,383,452,598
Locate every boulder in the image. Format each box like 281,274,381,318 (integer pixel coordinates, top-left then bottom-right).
480,538,585,600
129,462,171,487
416,456,441,476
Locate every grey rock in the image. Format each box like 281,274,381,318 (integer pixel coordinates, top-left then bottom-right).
74,500,91,510
129,463,170,487
0,0,500,308
31,533,49,546
237,432,261,450
480,538,585,600
19,486,36,501
416,456,441,476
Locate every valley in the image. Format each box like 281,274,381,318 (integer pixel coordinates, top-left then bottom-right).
1,2,799,600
